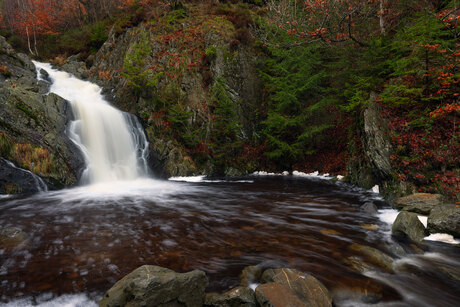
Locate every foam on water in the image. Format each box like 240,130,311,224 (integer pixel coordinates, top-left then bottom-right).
3,293,97,307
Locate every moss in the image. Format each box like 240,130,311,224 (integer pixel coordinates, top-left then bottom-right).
3,183,21,194
15,104,37,121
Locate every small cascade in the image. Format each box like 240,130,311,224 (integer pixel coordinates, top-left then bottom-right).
33,62,150,184
2,158,48,192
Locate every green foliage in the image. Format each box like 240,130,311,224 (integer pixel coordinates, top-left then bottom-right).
259,27,332,170
205,46,217,60
166,8,187,24
0,133,13,157
122,31,162,93
89,22,109,52
210,77,242,175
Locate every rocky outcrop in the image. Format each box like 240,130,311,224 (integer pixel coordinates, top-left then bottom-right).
363,98,392,179
258,268,333,307
0,35,84,191
346,95,396,200
100,265,208,307
427,204,460,237
392,211,428,243
394,193,443,215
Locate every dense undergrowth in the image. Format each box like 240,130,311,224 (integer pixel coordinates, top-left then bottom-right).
1,0,458,199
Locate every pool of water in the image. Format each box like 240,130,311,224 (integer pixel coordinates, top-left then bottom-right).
0,176,458,306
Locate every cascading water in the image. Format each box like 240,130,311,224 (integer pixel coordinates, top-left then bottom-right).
33,62,149,184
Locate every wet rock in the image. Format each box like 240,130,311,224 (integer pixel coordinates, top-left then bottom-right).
392,211,428,243
361,202,378,214
0,227,27,252
0,159,44,194
100,265,208,307
260,268,332,307
428,204,460,237
394,193,443,215
240,265,262,287
255,283,308,307
342,256,375,273
205,286,256,307
348,244,394,273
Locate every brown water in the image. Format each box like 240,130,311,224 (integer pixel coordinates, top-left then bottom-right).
0,176,459,306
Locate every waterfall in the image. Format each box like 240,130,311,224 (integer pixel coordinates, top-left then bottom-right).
33,62,149,184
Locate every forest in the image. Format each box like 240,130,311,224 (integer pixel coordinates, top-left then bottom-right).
0,0,458,200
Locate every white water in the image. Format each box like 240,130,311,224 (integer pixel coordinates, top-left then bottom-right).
33,62,149,184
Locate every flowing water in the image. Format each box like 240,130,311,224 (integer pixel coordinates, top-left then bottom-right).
33,62,149,184
0,64,458,306
0,177,459,306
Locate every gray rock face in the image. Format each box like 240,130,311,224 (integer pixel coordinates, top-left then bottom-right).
0,159,43,194
428,204,460,237
0,35,84,191
363,98,393,179
205,287,257,307
394,193,443,215
392,211,428,242
59,55,89,79
259,268,332,307
99,265,208,307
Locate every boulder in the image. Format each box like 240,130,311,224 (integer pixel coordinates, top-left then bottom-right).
255,283,308,307
428,204,460,238
394,193,443,215
348,244,394,273
240,265,262,287
100,265,208,307
205,286,257,307
360,202,378,214
392,211,428,243
260,268,332,307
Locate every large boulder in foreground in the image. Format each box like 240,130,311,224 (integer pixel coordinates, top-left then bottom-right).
392,211,428,243
258,268,332,307
394,193,443,215
428,204,460,238
99,265,208,307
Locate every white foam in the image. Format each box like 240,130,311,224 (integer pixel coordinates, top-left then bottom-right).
249,283,260,291
292,170,333,179
378,209,399,225
371,185,379,194
168,176,253,183
3,293,97,307
417,216,428,228
169,175,206,182
424,233,460,245
336,175,345,180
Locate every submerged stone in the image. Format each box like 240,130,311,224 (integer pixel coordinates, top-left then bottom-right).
348,244,394,273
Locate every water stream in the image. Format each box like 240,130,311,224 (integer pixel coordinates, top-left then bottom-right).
0,64,458,306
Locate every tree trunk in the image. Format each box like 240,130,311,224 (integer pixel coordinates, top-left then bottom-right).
379,0,386,35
